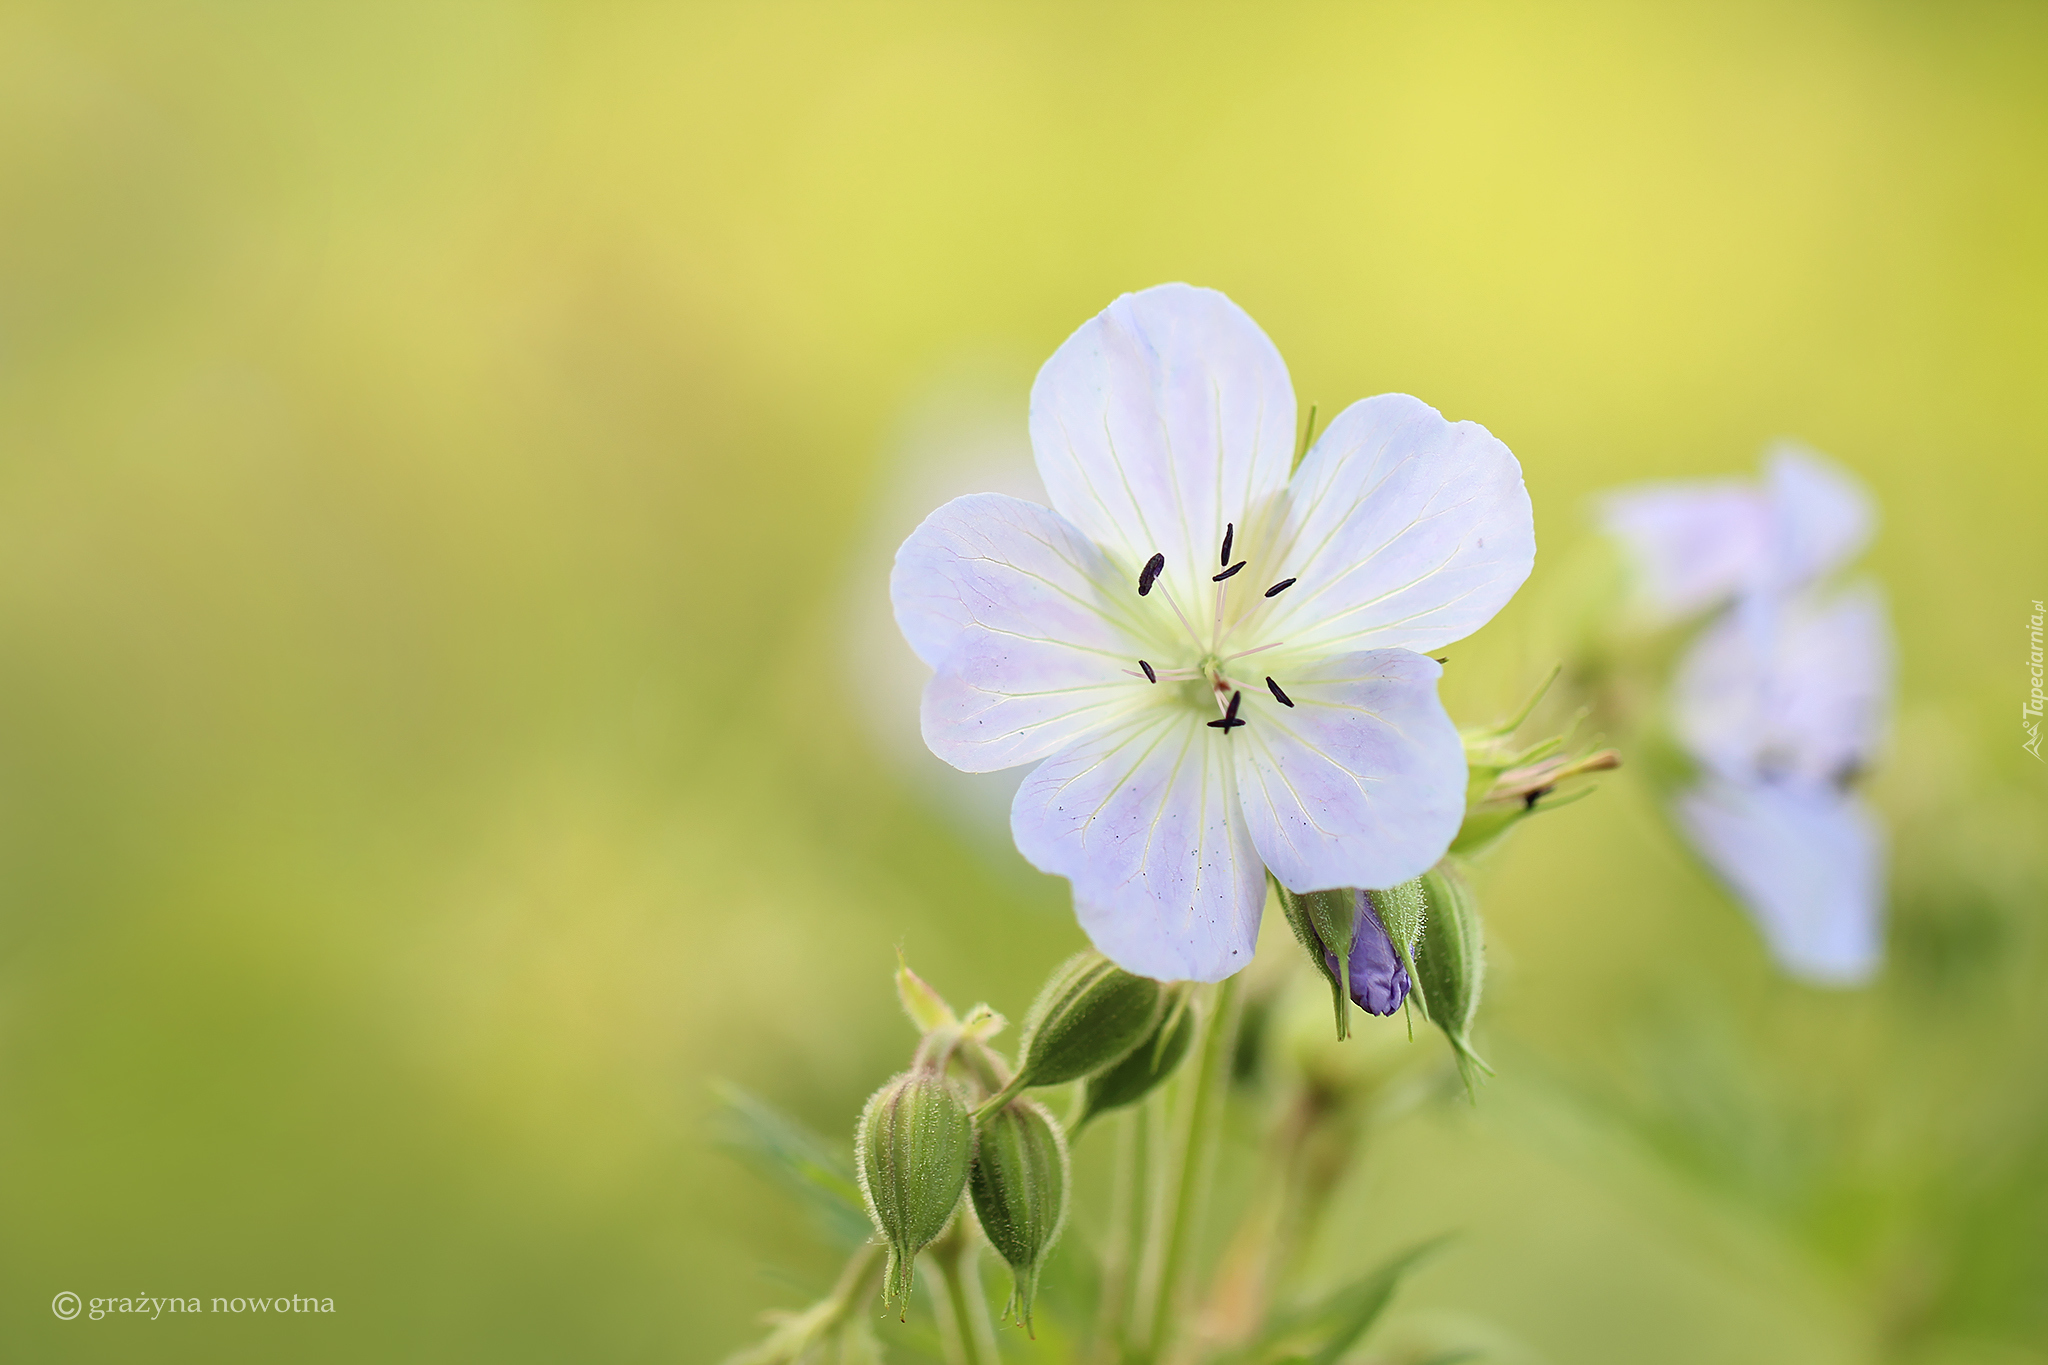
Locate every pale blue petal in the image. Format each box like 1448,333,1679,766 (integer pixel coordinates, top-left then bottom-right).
1029,284,1297,613
1675,778,1885,985
1761,442,1875,594
1598,480,1764,621
892,493,1154,773
1247,395,1535,655
1230,649,1466,893
1673,581,1892,787
1012,709,1265,982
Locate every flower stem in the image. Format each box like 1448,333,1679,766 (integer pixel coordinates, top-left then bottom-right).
927,1227,993,1365
1134,973,1243,1361
1091,1104,1145,1361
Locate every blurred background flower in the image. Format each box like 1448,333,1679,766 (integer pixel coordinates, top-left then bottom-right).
1,4,2041,1363
1603,448,1893,983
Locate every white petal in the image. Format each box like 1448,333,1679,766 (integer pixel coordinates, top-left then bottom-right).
1250,395,1535,655
1673,581,1892,786
1230,649,1466,893
892,494,1153,773
1029,284,1297,611
1599,480,1765,621
1012,709,1265,982
1675,778,1885,985
890,492,1134,666
1761,442,1875,593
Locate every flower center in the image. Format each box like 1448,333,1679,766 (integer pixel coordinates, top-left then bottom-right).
1125,521,1299,731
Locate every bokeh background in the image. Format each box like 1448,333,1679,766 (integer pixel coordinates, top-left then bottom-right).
2,2,2044,1361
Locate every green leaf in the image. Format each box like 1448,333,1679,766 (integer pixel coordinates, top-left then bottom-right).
711,1081,872,1248
1221,1236,1451,1365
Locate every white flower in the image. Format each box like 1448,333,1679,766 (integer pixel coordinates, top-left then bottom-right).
1604,446,1892,985
891,285,1534,980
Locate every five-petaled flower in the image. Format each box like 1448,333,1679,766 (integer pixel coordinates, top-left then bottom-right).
891,285,1535,981
1603,445,1892,985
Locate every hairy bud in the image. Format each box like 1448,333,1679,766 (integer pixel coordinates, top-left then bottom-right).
855,1071,973,1314
1004,953,1163,1101
967,1098,1070,1334
1076,986,1195,1126
1414,862,1490,1094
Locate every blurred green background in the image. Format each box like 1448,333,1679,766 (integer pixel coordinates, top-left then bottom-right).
2,2,2043,1361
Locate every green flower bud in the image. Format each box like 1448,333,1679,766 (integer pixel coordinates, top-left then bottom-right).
854,1071,973,1315
1414,862,1492,1095
1076,986,1195,1127
967,1097,1070,1334
978,953,1162,1116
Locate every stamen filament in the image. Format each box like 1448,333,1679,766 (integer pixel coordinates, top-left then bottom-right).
1223,641,1286,662
1152,578,1208,653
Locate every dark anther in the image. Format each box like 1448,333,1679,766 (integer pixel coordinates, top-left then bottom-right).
1522,784,1556,810
1213,561,1246,582
1225,690,1242,721
1263,577,1297,598
1139,660,1157,684
1434,656,1448,664
1206,716,1247,731
1220,522,1234,566
1265,676,1294,708
1138,552,1165,596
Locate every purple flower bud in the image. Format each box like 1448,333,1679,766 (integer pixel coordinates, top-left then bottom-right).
1322,892,1411,1017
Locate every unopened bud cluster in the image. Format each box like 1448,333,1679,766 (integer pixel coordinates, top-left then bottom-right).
852,952,1192,1334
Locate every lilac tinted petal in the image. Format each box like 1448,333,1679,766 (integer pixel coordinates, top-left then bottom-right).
1598,480,1765,621
1013,709,1265,982
1231,648,1466,893
892,494,1157,773
891,492,1140,668
1675,778,1884,985
1322,893,1411,1016
920,635,1156,774
1673,581,1892,786
1029,284,1296,612
1251,395,1535,655
1761,443,1875,594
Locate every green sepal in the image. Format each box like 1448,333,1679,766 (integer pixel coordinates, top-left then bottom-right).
1277,881,1356,1040
1366,878,1426,957
894,950,957,1034
854,1071,973,1316
966,1097,1070,1336
1075,985,1196,1127
1414,863,1492,1097
1013,952,1165,1091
